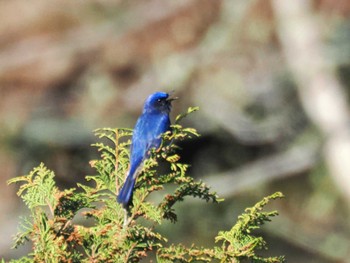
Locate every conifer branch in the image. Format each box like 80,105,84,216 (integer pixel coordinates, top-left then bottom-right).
5,107,285,263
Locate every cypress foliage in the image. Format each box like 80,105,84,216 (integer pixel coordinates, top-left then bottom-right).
6,107,284,262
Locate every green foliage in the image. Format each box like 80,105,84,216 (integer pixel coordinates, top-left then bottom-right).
157,192,284,263
214,192,285,263
5,107,285,262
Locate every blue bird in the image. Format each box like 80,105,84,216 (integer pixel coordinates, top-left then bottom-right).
117,92,177,209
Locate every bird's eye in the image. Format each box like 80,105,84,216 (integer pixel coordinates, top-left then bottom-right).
157,99,162,102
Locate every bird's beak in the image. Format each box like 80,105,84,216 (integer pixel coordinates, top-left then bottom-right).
166,94,178,102
166,90,178,102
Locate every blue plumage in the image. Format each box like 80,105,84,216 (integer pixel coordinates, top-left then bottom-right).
117,92,176,208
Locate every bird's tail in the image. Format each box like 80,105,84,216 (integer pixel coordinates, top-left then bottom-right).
117,174,136,209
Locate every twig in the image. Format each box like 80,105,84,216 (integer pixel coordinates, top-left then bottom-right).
46,198,54,217
115,129,119,195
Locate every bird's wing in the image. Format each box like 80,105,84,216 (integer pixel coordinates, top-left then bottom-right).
145,113,170,150
129,112,170,175
128,116,148,176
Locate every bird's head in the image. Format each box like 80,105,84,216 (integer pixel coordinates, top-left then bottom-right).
143,92,178,114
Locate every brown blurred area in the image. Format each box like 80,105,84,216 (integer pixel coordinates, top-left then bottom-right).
1,0,350,261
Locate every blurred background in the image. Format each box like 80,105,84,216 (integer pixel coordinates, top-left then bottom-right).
1,0,350,262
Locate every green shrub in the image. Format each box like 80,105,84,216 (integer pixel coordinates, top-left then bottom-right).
6,107,284,263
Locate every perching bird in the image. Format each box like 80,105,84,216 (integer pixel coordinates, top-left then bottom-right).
117,92,177,209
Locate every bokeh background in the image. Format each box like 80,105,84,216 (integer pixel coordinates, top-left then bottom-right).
1,0,350,262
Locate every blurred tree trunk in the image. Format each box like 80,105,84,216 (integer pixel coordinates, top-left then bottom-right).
272,0,350,205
